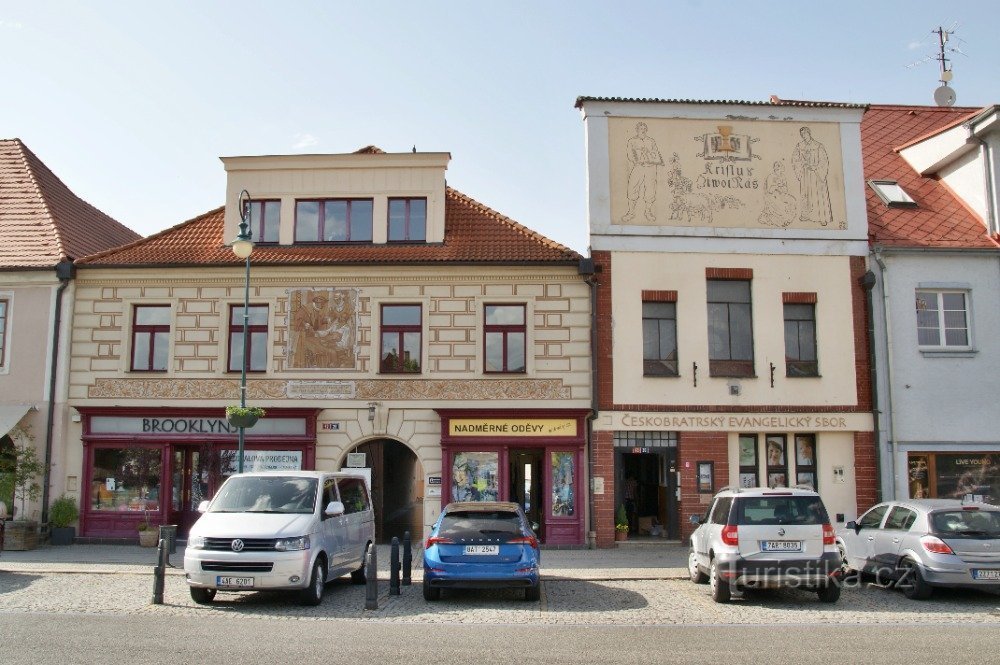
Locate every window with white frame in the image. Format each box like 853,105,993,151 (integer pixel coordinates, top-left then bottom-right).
915,290,969,348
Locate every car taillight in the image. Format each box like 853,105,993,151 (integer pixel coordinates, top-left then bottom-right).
425,536,454,548
920,535,954,555
508,536,539,548
823,523,835,545
721,525,739,546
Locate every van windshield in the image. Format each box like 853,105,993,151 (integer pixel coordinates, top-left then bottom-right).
210,476,318,514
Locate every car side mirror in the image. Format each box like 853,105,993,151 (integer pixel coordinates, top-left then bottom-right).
197,500,209,513
324,500,345,517
845,520,859,533
689,514,702,525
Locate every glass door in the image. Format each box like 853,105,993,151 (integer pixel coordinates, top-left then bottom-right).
171,446,223,535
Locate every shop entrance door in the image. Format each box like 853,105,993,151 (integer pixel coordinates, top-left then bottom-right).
616,448,679,540
509,449,543,542
170,446,220,536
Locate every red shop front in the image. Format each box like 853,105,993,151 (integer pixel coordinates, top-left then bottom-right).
436,409,589,546
78,407,318,539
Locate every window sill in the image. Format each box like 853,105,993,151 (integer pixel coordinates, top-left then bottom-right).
643,373,680,378
785,374,822,379
708,373,757,379
918,348,978,358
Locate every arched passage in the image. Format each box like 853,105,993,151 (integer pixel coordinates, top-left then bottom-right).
344,438,424,544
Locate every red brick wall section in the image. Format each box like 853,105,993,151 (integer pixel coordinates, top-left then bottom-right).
593,429,616,548
850,255,874,413
678,431,729,541
705,267,753,280
641,290,678,302
782,291,818,304
593,251,614,410
853,430,878,515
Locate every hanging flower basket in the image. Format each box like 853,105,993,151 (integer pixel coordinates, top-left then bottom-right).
225,406,266,429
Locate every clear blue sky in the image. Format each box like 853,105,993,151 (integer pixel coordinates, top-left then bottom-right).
2,1,998,254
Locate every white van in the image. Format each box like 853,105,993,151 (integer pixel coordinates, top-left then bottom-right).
184,470,374,606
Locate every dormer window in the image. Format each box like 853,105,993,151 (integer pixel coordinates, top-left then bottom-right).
868,180,916,208
248,200,280,244
294,199,373,243
388,198,427,242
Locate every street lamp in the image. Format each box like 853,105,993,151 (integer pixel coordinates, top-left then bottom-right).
232,189,254,473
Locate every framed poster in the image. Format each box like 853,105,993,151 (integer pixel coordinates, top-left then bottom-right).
697,461,714,494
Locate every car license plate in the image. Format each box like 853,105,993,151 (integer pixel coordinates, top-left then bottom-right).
464,545,499,555
216,576,254,588
972,569,1000,581
761,540,802,552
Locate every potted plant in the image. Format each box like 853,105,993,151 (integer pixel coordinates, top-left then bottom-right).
137,508,158,547
2,429,45,551
615,504,629,542
225,405,266,429
49,494,79,545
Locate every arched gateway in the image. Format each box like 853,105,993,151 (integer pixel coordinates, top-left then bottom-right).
342,438,424,544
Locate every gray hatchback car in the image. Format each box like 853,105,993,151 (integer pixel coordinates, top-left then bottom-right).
837,499,1000,599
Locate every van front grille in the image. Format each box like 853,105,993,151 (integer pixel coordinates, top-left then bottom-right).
204,537,276,552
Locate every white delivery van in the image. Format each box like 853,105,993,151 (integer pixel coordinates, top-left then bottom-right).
184,470,374,606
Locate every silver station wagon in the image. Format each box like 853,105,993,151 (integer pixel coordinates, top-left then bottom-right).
837,499,1000,599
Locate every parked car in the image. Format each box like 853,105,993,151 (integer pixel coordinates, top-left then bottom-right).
184,470,374,606
423,501,541,601
688,486,842,603
837,499,1000,599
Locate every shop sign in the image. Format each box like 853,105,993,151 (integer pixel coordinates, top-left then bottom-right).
601,412,872,433
346,452,366,468
427,476,442,485
448,418,576,437
89,416,307,437
222,450,302,473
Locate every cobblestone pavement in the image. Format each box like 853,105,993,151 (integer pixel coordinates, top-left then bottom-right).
2,543,998,625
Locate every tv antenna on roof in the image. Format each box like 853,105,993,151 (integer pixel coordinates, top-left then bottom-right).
906,24,966,106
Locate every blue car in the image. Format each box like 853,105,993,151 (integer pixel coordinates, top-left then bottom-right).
423,501,541,601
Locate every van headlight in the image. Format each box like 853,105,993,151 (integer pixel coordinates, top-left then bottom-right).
187,535,206,550
274,536,310,551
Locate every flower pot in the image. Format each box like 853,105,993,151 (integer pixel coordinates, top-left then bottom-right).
615,529,628,542
138,529,159,547
50,526,76,546
227,413,259,429
5,521,40,550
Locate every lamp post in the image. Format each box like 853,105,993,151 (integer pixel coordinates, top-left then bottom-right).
231,190,254,473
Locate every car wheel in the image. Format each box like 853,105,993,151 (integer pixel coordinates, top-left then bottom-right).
423,583,441,601
351,543,369,585
689,550,709,584
299,558,325,606
897,559,933,600
524,584,541,602
710,559,731,603
817,581,841,603
189,587,216,605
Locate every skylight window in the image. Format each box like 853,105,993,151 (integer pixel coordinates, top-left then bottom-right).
869,180,916,208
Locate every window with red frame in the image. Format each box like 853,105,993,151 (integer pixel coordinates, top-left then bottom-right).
247,200,280,244
484,304,526,373
131,305,170,371
295,199,373,242
380,304,421,373
387,198,427,242
228,305,269,372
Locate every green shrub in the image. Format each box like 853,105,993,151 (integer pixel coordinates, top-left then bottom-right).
49,495,79,528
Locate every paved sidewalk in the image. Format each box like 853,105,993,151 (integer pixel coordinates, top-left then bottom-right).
0,539,689,580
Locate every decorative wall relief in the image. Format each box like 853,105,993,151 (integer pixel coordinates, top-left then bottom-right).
287,288,358,370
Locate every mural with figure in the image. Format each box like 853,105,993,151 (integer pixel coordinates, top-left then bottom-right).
609,118,847,230
287,288,358,369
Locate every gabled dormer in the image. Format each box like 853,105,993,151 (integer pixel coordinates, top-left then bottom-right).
221,147,450,247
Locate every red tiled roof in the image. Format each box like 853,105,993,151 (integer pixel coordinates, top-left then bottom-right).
0,138,141,269
77,187,581,267
861,105,999,249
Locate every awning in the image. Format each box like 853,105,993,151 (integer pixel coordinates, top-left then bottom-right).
0,404,33,439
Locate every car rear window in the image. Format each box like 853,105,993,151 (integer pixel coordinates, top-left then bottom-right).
734,496,829,526
930,510,1000,538
439,510,522,540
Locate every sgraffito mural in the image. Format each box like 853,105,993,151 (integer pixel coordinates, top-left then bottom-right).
609,118,847,230
287,288,358,370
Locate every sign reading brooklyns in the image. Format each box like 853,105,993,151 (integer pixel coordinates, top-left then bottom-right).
89,416,308,437
449,419,576,437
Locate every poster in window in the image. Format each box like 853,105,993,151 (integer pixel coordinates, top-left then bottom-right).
765,436,786,467
796,471,816,490
767,472,787,489
451,452,499,502
934,453,998,504
795,436,816,466
697,461,714,493
738,437,757,466
739,472,757,489
908,454,930,499
551,452,575,516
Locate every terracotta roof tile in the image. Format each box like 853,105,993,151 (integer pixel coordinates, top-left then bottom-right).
861,106,999,250
77,187,581,267
0,138,141,269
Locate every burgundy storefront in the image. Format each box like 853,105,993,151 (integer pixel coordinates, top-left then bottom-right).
78,407,317,539
436,409,589,546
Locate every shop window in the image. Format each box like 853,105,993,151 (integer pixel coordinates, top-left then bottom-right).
90,448,161,512
915,290,969,348
0,298,8,369
784,303,818,377
131,305,170,372
451,451,499,502
738,434,759,488
387,198,427,242
764,434,788,488
380,304,422,373
794,434,817,489
337,476,371,514
643,301,678,376
907,452,998,503
551,452,575,517
295,199,373,243
484,304,526,373
707,279,754,377
228,304,269,372
247,199,281,244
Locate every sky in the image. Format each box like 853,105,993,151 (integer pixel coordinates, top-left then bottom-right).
2,1,999,255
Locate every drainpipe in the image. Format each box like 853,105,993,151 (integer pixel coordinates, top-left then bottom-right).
579,257,598,548
40,260,75,525
873,250,898,500
860,269,883,503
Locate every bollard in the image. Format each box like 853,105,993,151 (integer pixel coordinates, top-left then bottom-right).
152,538,166,604
390,536,401,595
402,531,412,586
364,545,378,610
159,524,178,558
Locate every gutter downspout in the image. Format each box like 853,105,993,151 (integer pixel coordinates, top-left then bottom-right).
40,260,75,525
580,257,598,549
873,250,898,500
860,269,883,503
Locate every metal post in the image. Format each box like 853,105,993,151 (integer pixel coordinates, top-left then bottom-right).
152,538,166,604
237,254,250,473
364,544,378,610
390,536,401,595
402,531,412,585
